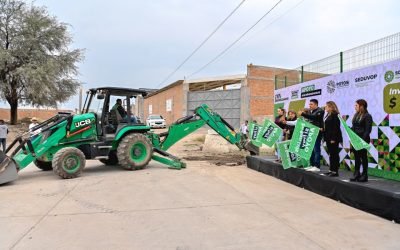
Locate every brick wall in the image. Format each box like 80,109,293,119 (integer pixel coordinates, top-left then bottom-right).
0,108,74,122
143,82,184,125
246,65,287,123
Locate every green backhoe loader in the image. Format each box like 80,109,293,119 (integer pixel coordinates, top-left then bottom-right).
0,87,258,185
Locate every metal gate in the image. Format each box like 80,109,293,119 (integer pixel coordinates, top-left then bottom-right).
187,89,241,129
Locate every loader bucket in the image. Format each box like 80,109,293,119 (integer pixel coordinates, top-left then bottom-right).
0,151,18,185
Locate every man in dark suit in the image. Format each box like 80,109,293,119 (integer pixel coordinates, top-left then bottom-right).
299,99,324,170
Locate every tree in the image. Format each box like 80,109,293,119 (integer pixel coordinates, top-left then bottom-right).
0,0,84,124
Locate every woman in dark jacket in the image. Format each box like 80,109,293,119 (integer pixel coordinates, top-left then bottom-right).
323,101,343,177
350,99,373,182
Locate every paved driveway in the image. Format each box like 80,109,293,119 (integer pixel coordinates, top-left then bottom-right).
1,160,399,249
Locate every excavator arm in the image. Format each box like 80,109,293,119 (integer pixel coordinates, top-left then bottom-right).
150,104,258,169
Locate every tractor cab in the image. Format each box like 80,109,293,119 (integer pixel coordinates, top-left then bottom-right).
82,87,149,139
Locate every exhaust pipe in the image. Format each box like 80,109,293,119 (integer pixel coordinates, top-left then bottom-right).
0,151,18,185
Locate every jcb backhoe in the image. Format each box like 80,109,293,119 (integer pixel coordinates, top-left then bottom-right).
0,87,257,185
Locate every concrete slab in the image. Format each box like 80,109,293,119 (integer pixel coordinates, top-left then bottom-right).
1,160,399,249
0,216,40,249
13,204,322,250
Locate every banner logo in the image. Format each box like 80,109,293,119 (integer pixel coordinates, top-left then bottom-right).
383,82,400,113
275,94,289,102
327,80,336,94
289,152,298,162
291,90,299,99
301,84,322,98
385,70,395,83
355,73,377,87
262,125,275,140
252,125,259,140
326,80,350,94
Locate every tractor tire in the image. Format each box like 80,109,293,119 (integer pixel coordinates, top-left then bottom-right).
99,150,119,165
34,160,53,171
117,133,153,170
52,147,86,179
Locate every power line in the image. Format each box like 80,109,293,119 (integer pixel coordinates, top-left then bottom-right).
188,0,283,78
219,0,305,60
157,0,247,88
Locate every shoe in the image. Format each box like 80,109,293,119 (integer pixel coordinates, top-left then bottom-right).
303,166,313,171
323,171,332,176
328,172,338,177
350,176,359,182
358,175,368,182
306,166,320,172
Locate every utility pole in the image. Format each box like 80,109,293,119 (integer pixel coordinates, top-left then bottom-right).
78,85,83,114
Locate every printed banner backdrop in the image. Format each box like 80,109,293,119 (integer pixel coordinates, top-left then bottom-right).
274,58,400,181
257,119,283,147
288,118,320,160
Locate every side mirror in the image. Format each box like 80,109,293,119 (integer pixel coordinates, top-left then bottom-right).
97,94,105,99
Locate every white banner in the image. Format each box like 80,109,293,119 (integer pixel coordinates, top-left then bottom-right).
275,59,400,176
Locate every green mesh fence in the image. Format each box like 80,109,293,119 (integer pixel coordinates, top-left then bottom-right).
275,32,400,89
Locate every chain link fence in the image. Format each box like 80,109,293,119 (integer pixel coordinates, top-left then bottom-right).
275,32,400,89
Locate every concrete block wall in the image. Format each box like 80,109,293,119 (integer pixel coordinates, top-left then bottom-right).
0,108,74,123
246,65,287,123
143,81,184,125
142,65,289,127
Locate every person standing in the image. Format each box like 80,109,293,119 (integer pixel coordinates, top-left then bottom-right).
323,101,343,177
29,117,39,132
275,108,286,162
0,119,9,151
29,117,40,139
275,108,286,139
298,99,324,170
240,120,249,139
350,99,372,182
284,110,297,140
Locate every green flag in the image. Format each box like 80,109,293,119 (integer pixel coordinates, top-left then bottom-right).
257,119,283,147
277,141,308,169
288,118,320,160
248,122,262,147
338,115,371,150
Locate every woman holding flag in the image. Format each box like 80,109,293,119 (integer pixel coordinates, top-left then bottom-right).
350,99,373,182
323,101,342,177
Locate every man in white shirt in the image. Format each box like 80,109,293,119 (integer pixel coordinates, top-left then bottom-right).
0,119,9,151
240,120,249,139
29,117,40,139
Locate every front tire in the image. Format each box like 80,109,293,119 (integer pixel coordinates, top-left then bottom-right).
52,147,86,179
34,160,53,171
117,134,153,170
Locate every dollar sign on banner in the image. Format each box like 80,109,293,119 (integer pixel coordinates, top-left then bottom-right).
390,96,397,109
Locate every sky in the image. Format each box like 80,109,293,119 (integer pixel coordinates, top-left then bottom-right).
6,0,400,110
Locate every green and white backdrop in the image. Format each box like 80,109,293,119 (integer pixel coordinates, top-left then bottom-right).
274,59,400,181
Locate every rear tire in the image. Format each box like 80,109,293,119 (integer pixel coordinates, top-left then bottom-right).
34,160,53,171
117,134,152,170
99,151,118,165
53,147,86,179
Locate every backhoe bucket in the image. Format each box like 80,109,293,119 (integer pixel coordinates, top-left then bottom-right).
0,151,18,185
244,141,260,156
